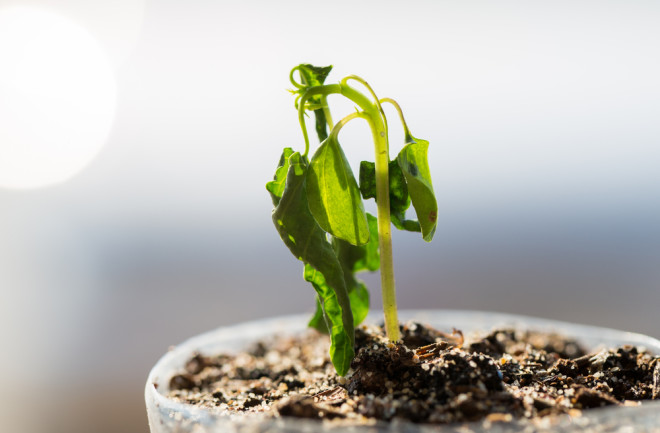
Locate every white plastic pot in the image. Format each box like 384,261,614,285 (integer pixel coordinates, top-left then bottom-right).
145,310,660,432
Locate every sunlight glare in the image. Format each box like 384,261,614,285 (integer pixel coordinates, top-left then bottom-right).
0,6,117,189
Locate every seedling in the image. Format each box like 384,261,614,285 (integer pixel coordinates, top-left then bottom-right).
267,64,437,375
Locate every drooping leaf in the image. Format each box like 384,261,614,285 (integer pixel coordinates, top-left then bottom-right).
307,136,369,246
307,263,370,332
308,296,328,333
397,135,437,242
266,147,294,206
310,213,378,332
305,262,365,330
303,264,353,375
270,151,354,375
297,64,333,142
359,160,421,233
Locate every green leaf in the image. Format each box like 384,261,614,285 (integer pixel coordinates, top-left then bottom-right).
298,64,333,89
303,264,354,375
397,135,437,242
266,147,294,206
305,267,368,346
336,213,378,325
306,136,369,246
309,213,378,332
358,161,377,200
359,160,421,233
309,277,368,332
271,151,354,375
351,213,380,272
334,213,380,274
387,160,410,214
308,296,328,333
391,213,421,232
297,64,333,142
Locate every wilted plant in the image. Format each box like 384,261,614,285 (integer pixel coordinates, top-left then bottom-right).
267,64,437,375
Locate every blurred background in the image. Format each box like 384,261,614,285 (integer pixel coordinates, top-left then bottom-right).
0,0,658,432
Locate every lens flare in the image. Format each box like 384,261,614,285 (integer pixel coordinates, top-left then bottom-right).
0,6,117,189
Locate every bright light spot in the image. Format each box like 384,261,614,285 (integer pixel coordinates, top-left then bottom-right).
0,6,116,189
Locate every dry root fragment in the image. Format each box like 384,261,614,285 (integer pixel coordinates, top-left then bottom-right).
440,328,464,347
415,341,451,360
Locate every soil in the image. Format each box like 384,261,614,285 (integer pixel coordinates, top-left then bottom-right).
167,321,660,427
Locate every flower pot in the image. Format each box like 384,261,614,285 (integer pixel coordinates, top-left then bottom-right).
145,310,660,432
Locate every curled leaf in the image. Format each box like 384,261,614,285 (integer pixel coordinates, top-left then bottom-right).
266,147,294,206
296,64,333,141
303,264,354,375
297,64,333,90
270,151,354,375
397,135,437,242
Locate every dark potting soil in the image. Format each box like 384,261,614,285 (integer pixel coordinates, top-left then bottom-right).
167,322,660,426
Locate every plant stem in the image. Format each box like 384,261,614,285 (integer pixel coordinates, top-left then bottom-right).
298,84,341,157
371,125,400,342
328,111,368,138
299,82,401,342
380,98,412,140
339,84,400,342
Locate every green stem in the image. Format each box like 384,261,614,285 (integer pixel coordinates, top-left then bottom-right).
342,76,388,134
289,66,304,89
329,111,368,138
380,97,412,141
298,84,341,157
338,85,400,343
373,127,399,342
299,81,400,342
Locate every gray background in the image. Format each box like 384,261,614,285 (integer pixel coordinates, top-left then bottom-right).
1,1,659,432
